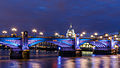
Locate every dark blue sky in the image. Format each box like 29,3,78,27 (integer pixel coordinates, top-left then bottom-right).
0,0,120,35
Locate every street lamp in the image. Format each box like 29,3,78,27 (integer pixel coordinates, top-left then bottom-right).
116,38,119,40
82,32,86,35
54,32,59,36
11,28,17,36
90,35,94,38
11,28,17,32
39,32,44,36
80,34,83,37
108,37,112,40
2,30,7,36
105,33,109,37
94,32,98,36
99,36,103,39
32,29,37,37
114,35,117,38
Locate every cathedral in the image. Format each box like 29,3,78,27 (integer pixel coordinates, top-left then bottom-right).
66,24,76,38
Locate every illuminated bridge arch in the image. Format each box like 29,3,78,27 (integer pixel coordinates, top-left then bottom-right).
79,40,110,49
28,38,74,48
89,41,108,48
0,37,21,48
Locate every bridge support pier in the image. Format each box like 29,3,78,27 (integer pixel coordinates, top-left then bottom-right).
10,49,30,59
10,49,23,59
10,31,30,59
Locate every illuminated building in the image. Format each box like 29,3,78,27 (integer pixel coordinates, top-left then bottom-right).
66,24,75,38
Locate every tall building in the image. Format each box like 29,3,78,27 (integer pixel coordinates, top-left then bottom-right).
66,24,76,38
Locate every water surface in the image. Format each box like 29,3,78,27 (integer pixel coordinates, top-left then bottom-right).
0,49,120,68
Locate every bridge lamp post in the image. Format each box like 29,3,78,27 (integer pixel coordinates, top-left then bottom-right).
108,36,112,40
114,35,117,38
32,29,37,37
82,32,86,35
114,35,118,40
11,28,17,36
90,35,94,38
104,33,109,40
105,34,109,37
99,36,103,39
2,30,7,36
94,32,98,36
54,32,59,37
39,32,44,37
80,34,83,38
94,32,98,39
116,38,119,40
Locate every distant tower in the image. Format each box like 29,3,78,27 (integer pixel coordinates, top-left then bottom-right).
66,24,76,38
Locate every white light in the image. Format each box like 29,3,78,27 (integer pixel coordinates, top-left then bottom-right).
54,32,59,36
108,37,112,40
68,33,72,36
105,34,109,37
21,32,24,34
94,32,98,36
114,35,117,38
80,34,83,37
116,38,119,40
99,36,103,39
68,31,72,34
91,35,94,38
2,30,7,34
82,32,86,35
11,28,17,32
39,32,43,35
32,29,37,33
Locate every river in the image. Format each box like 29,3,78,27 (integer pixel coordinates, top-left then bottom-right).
0,49,119,68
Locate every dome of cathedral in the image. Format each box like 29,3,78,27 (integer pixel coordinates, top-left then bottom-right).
66,24,76,38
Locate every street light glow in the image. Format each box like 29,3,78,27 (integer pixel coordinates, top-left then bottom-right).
108,37,112,40
2,30,7,34
91,35,94,38
99,36,103,39
80,34,83,37
11,28,17,32
114,35,117,38
94,32,98,36
116,38,119,40
82,32,86,35
32,29,37,33
105,34,109,37
21,32,24,35
39,32,44,35
54,32,59,36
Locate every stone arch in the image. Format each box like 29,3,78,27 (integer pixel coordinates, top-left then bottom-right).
79,41,108,49
89,41,108,48
0,41,19,48
0,38,21,48
28,40,71,48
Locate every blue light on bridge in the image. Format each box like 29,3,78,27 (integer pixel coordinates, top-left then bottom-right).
58,47,61,50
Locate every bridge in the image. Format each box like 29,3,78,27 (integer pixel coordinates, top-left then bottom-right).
0,31,119,58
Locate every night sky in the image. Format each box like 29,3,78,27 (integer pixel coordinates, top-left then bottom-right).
0,0,120,35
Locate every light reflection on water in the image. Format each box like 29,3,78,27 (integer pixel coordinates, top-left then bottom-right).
0,50,120,68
